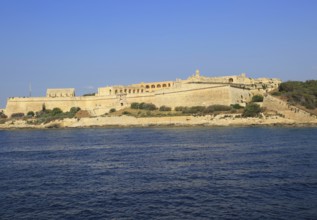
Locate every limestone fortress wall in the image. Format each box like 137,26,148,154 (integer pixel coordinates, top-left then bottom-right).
5,70,281,117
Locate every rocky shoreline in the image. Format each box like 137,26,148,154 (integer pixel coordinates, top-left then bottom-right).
1,114,317,130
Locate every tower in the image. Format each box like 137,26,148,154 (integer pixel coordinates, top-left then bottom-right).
195,69,200,76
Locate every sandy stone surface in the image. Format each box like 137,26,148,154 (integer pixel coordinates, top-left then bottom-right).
1,115,316,130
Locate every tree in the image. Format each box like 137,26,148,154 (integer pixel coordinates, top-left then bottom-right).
70,107,81,114
242,103,262,117
252,95,264,102
27,111,35,117
159,106,171,111
131,102,139,109
51,108,63,116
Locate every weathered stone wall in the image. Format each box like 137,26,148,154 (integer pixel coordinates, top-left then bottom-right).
263,95,317,122
46,88,75,97
97,80,175,96
6,84,249,117
5,72,282,118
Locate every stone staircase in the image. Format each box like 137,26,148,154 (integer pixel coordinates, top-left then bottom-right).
263,95,317,123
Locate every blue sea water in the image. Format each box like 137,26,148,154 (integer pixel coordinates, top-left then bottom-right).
0,127,317,219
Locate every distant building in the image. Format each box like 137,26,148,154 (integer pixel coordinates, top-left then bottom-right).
5,70,281,117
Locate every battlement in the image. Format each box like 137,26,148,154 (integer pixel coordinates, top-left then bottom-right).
4,71,282,117
46,88,75,98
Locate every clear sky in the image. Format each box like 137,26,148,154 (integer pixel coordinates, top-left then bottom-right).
1,0,317,108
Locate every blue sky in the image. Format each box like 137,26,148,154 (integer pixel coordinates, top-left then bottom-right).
1,0,317,108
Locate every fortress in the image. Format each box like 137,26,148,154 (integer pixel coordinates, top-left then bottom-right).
5,70,281,117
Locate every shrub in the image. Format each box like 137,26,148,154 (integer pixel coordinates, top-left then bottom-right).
279,81,303,92
203,105,232,114
159,105,171,111
122,111,130,115
175,106,184,111
252,95,264,102
109,108,116,113
271,91,281,96
36,110,51,118
70,107,81,114
131,102,140,109
83,93,95,96
203,106,215,114
231,104,243,109
242,103,262,117
212,105,231,111
0,111,7,119
51,108,63,116
182,106,206,114
11,113,25,118
27,111,35,117
139,103,157,111
276,80,317,109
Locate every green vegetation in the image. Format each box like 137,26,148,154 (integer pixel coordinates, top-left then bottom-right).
231,104,243,109
51,108,63,116
122,111,131,115
109,108,116,113
242,103,262,117
159,106,172,111
27,111,35,117
83,93,96,96
175,105,236,115
11,113,25,118
130,102,139,109
251,95,264,102
273,80,317,109
32,107,81,124
0,111,7,119
175,106,185,112
70,107,81,115
130,102,157,110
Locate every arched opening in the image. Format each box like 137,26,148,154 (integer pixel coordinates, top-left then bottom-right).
137,89,139,93
129,89,131,93
133,90,135,93
124,89,127,93
146,85,150,89
151,85,155,88
162,84,167,87
168,83,171,87
141,89,143,93
109,89,112,95
229,78,234,83
115,90,118,94
120,90,123,93
157,84,161,88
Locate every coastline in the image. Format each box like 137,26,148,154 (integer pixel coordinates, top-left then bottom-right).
1,115,317,130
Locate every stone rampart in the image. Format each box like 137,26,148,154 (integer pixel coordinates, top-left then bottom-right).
5,72,282,117
263,95,317,122
5,84,248,117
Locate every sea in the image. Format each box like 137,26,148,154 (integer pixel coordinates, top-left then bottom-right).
0,127,316,219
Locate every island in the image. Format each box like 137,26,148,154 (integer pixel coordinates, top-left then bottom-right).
1,70,316,129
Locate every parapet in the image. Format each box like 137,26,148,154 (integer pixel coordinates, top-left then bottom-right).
46,88,75,98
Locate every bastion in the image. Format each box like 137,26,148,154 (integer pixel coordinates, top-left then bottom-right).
4,70,281,117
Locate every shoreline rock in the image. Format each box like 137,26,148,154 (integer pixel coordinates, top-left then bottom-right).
1,115,317,130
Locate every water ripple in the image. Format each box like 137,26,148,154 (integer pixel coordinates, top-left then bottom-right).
0,127,317,219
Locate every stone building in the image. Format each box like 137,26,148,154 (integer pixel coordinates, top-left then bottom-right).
4,70,281,117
